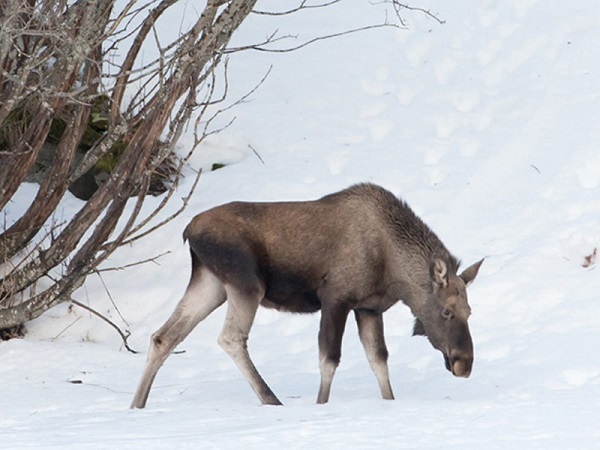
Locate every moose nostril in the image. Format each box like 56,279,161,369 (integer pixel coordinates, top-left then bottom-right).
444,354,451,372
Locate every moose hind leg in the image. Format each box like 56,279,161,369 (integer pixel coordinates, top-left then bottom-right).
218,285,282,406
354,309,394,400
130,267,226,409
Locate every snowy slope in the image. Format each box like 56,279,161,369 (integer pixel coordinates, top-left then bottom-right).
1,1,600,448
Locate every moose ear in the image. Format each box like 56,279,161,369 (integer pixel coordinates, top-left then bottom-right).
459,258,484,286
430,258,448,288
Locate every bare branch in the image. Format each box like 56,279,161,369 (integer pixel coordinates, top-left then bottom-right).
386,1,445,26
95,251,170,273
225,23,400,54
248,144,265,165
70,298,138,353
252,0,342,16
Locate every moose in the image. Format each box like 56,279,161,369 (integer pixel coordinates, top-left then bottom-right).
131,183,483,408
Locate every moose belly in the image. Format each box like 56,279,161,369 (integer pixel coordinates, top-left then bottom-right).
261,270,321,313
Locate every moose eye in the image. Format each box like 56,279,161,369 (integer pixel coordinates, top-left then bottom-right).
442,308,453,320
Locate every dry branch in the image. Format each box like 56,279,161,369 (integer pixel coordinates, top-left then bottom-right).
0,0,438,335
0,0,259,331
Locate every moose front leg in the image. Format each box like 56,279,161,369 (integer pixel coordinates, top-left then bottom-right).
316,304,350,404
354,309,394,400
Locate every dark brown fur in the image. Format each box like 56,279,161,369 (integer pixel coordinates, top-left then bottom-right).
131,183,483,408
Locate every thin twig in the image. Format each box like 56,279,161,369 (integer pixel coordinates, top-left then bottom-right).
226,24,400,54
387,1,445,26
94,270,130,327
51,316,82,342
252,0,341,16
95,251,171,272
120,169,202,245
248,144,265,165
70,298,139,354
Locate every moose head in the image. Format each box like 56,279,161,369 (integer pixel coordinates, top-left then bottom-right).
413,258,484,378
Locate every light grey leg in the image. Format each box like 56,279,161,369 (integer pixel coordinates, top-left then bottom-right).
130,268,226,409
354,309,394,400
217,285,282,406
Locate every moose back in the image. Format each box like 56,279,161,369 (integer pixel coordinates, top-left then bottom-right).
131,183,483,408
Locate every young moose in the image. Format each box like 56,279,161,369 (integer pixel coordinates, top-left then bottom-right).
131,183,483,407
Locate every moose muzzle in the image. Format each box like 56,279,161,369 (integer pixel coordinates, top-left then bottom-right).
445,349,473,378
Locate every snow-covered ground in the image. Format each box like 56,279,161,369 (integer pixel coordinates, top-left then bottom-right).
2,1,599,448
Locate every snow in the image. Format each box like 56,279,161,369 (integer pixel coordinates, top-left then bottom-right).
2,1,600,448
